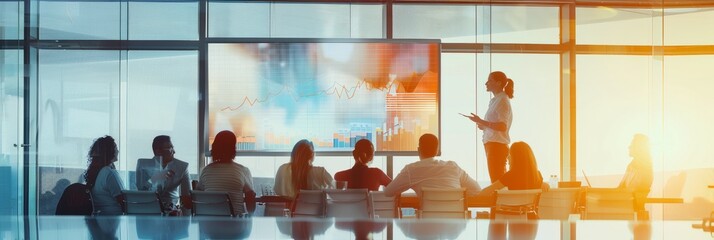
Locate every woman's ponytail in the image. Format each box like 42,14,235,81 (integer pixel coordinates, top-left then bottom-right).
504,78,514,99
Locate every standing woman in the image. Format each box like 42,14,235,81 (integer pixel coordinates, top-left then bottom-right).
467,71,514,183
85,136,125,215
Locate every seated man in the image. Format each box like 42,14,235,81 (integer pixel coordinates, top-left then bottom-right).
384,134,481,198
136,135,191,211
334,139,391,191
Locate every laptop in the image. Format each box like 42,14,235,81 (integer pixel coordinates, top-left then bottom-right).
582,169,593,188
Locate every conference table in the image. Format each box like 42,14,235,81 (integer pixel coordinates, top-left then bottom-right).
12,215,710,239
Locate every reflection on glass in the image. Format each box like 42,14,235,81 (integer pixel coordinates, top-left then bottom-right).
85,217,120,240
488,220,539,240
277,217,334,239
134,216,189,239
396,219,466,239
335,220,389,239
199,217,251,239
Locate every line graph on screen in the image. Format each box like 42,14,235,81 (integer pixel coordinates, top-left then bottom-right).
208,41,440,154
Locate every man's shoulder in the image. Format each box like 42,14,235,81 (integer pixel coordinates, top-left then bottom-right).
429,159,458,166
172,158,189,166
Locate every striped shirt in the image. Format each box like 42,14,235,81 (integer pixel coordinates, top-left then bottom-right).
198,162,254,215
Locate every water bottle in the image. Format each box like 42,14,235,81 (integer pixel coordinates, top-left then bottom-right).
549,174,558,189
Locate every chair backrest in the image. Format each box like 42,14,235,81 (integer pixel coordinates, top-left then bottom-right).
538,188,580,220
493,189,542,220
369,191,398,218
292,190,326,218
419,187,467,219
325,189,370,218
56,183,94,216
583,188,636,220
191,190,235,217
121,190,163,215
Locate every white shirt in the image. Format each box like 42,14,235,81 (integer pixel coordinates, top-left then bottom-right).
273,163,334,199
483,92,512,144
92,166,124,215
135,157,191,206
383,157,481,198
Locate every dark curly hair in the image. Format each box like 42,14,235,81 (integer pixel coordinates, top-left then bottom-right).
84,135,118,188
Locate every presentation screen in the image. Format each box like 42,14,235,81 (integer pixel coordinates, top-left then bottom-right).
208,40,440,155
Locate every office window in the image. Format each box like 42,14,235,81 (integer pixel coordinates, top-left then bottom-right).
476,53,560,182
660,56,714,218
477,6,560,44
664,8,714,45
208,2,271,38
209,2,382,38
271,3,382,38
439,53,477,177
576,55,656,181
39,1,121,40
391,53,558,183
0,1,22,39
393,5,477,43
37,50,121,215
128,1,198,40
577,8,660,45
125,51,199,183
0,50,22,220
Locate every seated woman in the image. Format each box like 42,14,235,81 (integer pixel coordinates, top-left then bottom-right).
334,139,391,191
274,139,334,199
85,136,124,215
478,141,545,196
197,130,256,216
618,134,653,208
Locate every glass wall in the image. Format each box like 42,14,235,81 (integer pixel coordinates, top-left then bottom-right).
477,53,560,182
209,2,383,38
1,1,24,238
576,54,657,180
37,50,121,215
575,5,714,220
0,49,23,236
660,55,714,219
2,0,711,222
